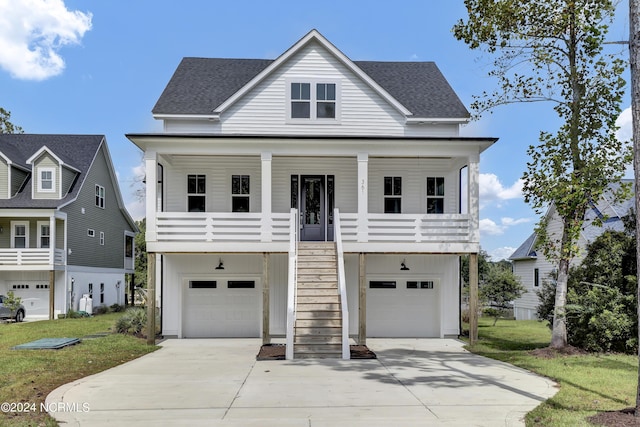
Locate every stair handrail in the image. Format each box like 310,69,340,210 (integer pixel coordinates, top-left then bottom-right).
285,208,298,360
334,208,350,359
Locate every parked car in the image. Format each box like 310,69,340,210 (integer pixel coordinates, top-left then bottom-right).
0,295,26,322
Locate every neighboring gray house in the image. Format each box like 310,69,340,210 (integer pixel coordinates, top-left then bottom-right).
0,134,137,319
510,180,634,320
128,29,496,358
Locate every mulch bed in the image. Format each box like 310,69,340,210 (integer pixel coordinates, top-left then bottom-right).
588,408,640,426
529,345,588,358
257,343,376,360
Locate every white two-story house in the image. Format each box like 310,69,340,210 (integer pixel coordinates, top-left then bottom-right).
0,134,137,319
128,30,496,358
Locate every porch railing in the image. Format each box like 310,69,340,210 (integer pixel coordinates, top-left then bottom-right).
285,208,298,360
155,212,291,242
333,208,350,359
337,213,472,243
0,248,65,266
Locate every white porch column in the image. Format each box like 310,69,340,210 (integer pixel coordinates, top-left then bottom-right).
49,215,55,266
467,153,480,244
357,152,368,242
145,151,158,242
261,152,273,242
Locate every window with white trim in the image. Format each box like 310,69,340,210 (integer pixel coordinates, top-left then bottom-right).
38,168,55,192
100,231,105,246
426,177,445,214
187,174,206,212
384,176,402,213
37,221,50,248
289,81,338,120
11,221,28,249
88,229,95,237
95,184,105,209
231,175,250,212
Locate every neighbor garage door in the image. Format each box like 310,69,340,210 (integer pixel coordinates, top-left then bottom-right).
9,282,50,317
182,279,261,338
367,279,440,337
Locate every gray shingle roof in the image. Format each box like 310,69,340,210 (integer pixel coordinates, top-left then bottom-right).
0,134,103,209
152,57,470,119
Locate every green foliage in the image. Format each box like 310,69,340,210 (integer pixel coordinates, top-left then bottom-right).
134,218,147,287
480,264,526,325
110,303,125,312
454,0,631,348
0,107,23,134
113,307,147,335
537,226,638,353
460,249,491,287
3,291,22,316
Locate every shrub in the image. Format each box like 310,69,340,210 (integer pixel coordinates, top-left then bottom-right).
110,303,125,312
94,305,110,315
113,307,147,336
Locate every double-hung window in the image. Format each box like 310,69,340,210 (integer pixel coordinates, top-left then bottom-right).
426,177,445,214
231,175,250,212
384,177,402,213
187,174,206,212
38,222,50,248
38,168,55,192
95,184,105,209
11,222,28,249
289,81,337,120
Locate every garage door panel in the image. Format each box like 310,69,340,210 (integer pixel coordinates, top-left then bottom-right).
183,280,260,338
367,280,440,338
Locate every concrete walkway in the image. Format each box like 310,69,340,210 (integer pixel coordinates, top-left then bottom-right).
46,338,557,426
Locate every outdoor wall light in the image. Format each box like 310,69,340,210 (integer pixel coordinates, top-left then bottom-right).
0,226,3,233
215,258,225,270
400,260,410,271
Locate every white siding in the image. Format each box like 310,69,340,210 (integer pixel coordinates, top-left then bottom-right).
215,41,458,138
163,156,262,212
368,157,460,214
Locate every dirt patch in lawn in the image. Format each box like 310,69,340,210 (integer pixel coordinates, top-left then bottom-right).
529,345,588,358
588,407,640,426
257,344,376,360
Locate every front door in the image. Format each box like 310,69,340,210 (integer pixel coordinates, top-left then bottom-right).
300,176,325,241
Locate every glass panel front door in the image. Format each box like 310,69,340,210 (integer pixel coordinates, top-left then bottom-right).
300,176,324,241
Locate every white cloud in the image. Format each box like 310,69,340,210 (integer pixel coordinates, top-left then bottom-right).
616,107,632,142
480,217,531,236
479,173,523,207
0,0,92,80
488,246,517,262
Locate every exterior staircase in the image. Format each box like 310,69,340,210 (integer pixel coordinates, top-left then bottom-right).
294,242,343,359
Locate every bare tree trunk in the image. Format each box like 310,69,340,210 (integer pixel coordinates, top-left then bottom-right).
630,0,640,417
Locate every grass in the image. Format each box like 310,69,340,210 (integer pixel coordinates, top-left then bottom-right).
466,318,638,426
0,313,158,426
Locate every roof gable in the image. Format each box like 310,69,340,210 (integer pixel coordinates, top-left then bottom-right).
152,29,470,121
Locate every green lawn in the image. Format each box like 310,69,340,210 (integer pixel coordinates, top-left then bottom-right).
0,313,157,426
467,318,638,426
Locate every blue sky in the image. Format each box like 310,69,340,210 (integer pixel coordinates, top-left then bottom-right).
0,0,632,260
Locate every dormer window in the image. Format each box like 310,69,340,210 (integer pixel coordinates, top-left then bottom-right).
288,81,339,121
38,168,55,192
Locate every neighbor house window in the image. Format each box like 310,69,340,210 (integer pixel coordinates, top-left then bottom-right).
384,176,402,213
289,81,338,120
187,174,206,212
38,168,55,192
38,222,50,248
534,268,540,287
231,175,250,212
100,231,105,246
95,184,105,209
427,177,445,214
87,229,95,237
100,283,104,304
11,221,28,249
125,235,134,258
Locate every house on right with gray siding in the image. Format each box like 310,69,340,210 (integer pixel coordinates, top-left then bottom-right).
510,180,634,320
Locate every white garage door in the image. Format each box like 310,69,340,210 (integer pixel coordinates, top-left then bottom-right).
367,279,440,337
182,279,261,338
9,282,50,317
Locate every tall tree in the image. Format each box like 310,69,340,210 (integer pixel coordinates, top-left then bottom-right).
0,108,23,134
454,0,630,348
629,0,640,416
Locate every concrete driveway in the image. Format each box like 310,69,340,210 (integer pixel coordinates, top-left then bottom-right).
46,338,557,426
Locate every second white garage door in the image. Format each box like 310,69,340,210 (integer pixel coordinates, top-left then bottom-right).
367,278,440,337
182,278,261,338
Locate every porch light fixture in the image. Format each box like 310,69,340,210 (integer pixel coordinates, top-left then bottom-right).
215,259,225,270
400,260,410,271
